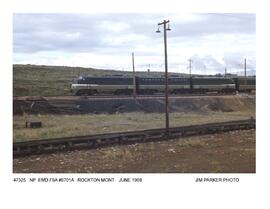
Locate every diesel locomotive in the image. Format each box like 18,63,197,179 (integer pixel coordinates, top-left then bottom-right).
71,76,255,96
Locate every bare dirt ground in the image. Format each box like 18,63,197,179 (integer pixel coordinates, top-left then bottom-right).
13,129,255,173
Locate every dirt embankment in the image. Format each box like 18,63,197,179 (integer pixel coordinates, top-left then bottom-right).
13,95,255,115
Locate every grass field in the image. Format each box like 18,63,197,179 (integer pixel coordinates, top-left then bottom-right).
14,64,116,96
13,110,255,142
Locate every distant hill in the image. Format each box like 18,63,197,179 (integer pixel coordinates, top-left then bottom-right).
13,64,188,96
15,64,252,96
234,70,256,76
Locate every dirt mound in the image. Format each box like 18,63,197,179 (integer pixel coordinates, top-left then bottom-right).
13,95,255,115
204,102,233,112
13,100,78,115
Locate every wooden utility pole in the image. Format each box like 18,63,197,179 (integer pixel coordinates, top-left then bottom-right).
132,52,136,98
188,59,192,79
244,58,247,85
157,20,171,136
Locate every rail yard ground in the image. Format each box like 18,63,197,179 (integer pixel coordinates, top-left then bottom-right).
13,129,255,173
13,95,255,142
13,64,256,173
13,95,256,173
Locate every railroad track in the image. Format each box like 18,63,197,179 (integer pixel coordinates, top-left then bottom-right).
74,93,239,100
13,119,255,157
14,93,244,101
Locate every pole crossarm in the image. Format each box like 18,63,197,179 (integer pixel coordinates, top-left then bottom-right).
158,20,170,26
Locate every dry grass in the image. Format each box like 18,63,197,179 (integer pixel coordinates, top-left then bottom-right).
177,138,209,148
13,110,255,142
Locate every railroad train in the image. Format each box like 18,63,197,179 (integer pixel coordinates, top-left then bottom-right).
71,75,256,96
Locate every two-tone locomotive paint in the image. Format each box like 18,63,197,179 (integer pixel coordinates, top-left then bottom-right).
71,76,255,96
71,77,134,95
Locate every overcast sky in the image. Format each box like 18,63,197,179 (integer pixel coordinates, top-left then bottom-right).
13,13,256,75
